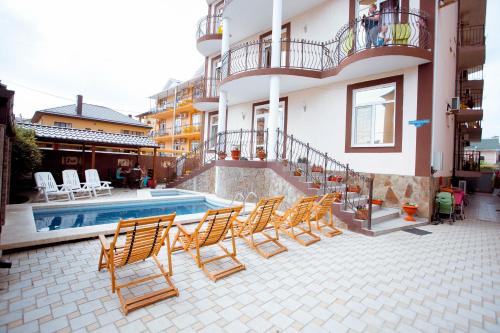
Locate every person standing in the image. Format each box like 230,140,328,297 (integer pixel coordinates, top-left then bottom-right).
363,4,380,48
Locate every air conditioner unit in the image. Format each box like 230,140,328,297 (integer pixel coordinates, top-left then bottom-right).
451,97,460,110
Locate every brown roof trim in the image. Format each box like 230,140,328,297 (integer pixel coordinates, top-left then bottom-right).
345,75,404,153
220,47,432,86
31,111,151,129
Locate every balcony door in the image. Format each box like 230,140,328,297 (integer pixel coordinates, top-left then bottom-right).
252,98,287,152
259,23,290,68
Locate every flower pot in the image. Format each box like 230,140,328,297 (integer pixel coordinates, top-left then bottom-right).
282,160,288,167
348,185,361,193
218,152,227,160
311,165,323,173
371,199,384,206
333,192,342,202
257,150,266,161
355,209,369,220
293,170,302,177
312,183,321,189
402,205,418,221
231,150,240,160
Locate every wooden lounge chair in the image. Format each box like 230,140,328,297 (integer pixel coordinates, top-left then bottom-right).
310,193,343,237
275,196,321,246
172,206,245,282
34,172,72,202
234,195,287,259
98,214,178,314
85,169,112,197
62,169,93,199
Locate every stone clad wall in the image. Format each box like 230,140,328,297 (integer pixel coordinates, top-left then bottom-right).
176,166,216,193
372,174,432,219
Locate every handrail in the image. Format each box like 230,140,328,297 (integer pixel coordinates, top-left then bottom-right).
459,24,485,47
194,76,220,100
196,14,222,39
171,128,374,228
220,9,430,81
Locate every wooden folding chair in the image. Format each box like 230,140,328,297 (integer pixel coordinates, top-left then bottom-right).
98,214,178,314
172,206,245,282
276,196,321,246
310,193,343,237
234,196,286,259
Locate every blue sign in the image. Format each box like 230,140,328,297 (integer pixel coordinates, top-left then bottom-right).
409,119,430,128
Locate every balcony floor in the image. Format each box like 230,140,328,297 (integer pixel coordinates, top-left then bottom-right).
1,193,499,332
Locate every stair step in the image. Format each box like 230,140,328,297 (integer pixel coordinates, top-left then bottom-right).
361,217,428,236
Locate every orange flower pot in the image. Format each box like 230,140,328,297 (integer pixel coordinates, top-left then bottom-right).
218,152,227,160
231,150,240,160
402,205,418,221
257,150,266,161
371,199,384,206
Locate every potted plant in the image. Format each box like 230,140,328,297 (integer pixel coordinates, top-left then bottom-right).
402,202,418,221
371,198,384,205
230,146,241,160
332,191,342,202
311,176,322,189
328,174,343,182
256,148,266,161
355,205,369,220
311,164,323,173
218,151,227,160
293,167,302,177
348,184,361,193
282,159,288,167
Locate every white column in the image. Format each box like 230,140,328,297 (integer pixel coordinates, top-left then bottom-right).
267,0,283,160
217,17,230,135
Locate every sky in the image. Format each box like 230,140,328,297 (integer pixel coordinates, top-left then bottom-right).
0,0,499,138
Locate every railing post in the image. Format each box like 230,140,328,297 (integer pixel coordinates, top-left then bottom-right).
305,143,310,183
321,42,324,71
289,135,294,171
265,129,269,162
216,132,221,156
239,128,243,156
344,163,349,210
275,128,280,160
323,153,328,195
367,176,374,230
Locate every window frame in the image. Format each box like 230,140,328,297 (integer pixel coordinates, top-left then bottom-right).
351,82,397,148
345,75,403,153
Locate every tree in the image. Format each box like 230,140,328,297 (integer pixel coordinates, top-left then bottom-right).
10,127,42,200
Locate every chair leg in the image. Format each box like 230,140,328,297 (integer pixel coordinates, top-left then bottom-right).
98,247,105,271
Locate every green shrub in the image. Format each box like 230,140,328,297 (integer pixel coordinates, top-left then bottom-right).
11,127,42,184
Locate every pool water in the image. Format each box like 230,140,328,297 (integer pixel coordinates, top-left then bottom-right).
34,199,220,232
150,190,192,197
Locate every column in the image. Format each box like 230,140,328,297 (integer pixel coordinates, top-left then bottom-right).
218,16,230,150
267,0,283,160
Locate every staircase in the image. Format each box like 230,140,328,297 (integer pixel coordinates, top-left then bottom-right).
166,129,428,235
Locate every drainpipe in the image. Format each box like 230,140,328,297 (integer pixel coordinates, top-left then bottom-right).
267,0,283,160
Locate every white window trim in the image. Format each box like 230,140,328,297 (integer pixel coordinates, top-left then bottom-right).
351,82,397,148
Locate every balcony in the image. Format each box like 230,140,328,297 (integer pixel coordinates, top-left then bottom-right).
193,77,219,111
219,9,432,105
458,25,485,69
455,151,482,178
174,124,202,139
151,128,174,140
196,15,222,56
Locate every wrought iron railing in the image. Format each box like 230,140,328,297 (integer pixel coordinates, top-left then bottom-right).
459,24,485,47
220,9,429,81
172,129,374,228
456,151,481,172
461,88,483,109
151,128,173,137
194,76,219,100
196,15,222,40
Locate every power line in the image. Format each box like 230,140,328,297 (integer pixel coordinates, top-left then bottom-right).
1,78,145,115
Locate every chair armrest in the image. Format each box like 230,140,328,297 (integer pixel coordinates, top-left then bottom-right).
101,181,111,185
98,234,110,251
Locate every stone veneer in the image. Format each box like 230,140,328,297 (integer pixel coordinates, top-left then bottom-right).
176,166,215,193
371,173,432,219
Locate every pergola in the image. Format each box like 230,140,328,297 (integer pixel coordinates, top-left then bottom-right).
19,123,161,179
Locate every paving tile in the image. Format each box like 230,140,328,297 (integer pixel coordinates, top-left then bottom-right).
69,312,97,330
39,317,69,333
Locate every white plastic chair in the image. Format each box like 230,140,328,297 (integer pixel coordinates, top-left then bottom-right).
34,172,73,202
84,169,112,197
62,170,93,199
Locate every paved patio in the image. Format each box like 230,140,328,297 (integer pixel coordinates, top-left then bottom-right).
0,193,499,333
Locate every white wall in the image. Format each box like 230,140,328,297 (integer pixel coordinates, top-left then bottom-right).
431,2,457,177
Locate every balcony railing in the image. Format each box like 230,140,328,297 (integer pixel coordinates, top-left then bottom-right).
196,15,222,40
456,151,481,172
461,88,483,109
459,25,485,47
174,124,201,135
152,128,173,137
194,77,219,99
220,9,430,80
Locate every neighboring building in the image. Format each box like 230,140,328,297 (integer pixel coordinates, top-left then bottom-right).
31,95,151,136
148,75,204,155
466,137,500,165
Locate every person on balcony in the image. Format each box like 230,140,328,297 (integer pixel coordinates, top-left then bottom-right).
362,4,380,49
376,24,390,46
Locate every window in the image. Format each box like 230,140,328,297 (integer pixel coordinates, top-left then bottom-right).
122,130,130,134
54,121,72,128
345,75,403,153
352,83,396,147
209,114,218,149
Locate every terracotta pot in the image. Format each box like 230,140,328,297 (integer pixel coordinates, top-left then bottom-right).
348,185,361,193
218,152,227,160
402,205,418,221
355,209,369,220
293,170,302,177
371,199,384,206
312,182,321,189
333,192,342,202
311,165,323,173
257,150,266,161
231,150,240,160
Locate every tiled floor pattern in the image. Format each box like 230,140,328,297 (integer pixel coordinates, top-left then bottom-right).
0,194,499,332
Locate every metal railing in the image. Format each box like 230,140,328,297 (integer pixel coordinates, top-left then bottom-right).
461,65,483,81
174,124,201,135
459,24,485,47
151,128,173,137
172,129,374,228
456,151,481,172
461,88,483,109
194,76,219,100
220,9,430,80
196,15,222,39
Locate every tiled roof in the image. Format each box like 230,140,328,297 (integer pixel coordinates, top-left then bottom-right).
32,103,150,128
469,138,500,151
19,123,158,148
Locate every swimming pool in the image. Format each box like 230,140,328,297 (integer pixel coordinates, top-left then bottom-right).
33,199,221,232
150,189,193,197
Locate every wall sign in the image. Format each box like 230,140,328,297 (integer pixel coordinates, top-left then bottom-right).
409,119,430,128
